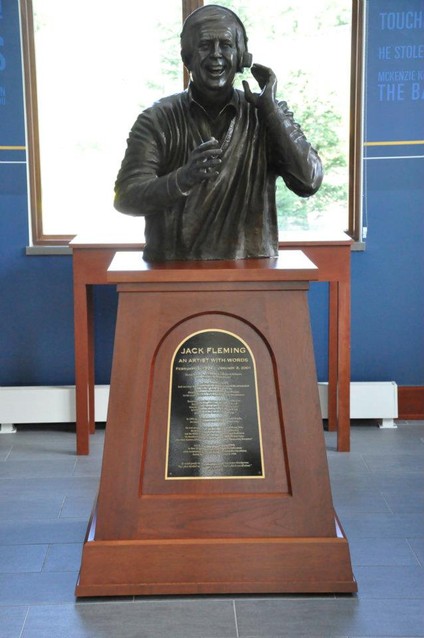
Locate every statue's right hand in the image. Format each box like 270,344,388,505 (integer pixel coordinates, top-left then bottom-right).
177,138,223,190
243,63,277,115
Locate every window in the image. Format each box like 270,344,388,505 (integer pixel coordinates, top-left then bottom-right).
21,0,363,246
205,0,362,238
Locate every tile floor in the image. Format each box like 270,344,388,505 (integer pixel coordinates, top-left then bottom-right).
0,420,423,638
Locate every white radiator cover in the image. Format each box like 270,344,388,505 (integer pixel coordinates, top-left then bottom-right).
0,382,398,429
318,381,398,427
0,386,109,424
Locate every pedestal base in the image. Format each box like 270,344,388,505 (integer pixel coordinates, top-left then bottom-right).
76,506,355,596
76,254,357,596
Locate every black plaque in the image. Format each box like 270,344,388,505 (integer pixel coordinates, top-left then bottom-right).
166,330,264,479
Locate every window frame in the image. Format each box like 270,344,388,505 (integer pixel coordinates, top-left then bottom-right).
20,0,363,247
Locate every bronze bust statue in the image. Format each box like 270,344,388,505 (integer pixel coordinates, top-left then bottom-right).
114,5,323,261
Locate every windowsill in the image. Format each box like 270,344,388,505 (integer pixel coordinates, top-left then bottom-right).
26,240,366,256
26,245,73,255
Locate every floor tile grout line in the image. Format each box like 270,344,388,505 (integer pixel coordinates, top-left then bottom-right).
233,599,240,638
359,453,377,474
18,605,30,638
406,537,424,567
40,543,51,572
57,495,67,519
71,457,78,476
3,446,12,462
380,491,395,515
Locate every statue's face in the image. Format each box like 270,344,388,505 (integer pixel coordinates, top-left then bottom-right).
188,19,238,95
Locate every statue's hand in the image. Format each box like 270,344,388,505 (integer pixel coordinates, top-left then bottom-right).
243,63,277,115
177,138,223,190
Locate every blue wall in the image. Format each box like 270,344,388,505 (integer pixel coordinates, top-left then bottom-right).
0,0,423,388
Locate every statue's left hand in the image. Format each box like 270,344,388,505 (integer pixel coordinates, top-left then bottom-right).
242,63,277,115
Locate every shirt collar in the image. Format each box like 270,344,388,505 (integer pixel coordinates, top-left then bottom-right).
187,83,239,117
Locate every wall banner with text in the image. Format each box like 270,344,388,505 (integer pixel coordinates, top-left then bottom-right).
0,0,26,162
364,0,424,158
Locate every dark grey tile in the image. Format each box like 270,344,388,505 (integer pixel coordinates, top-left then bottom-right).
235,597,424,637
349,538,420,566
347,425,424,454
330,472,380,491
352,565,424,598
344,598,424,637
0,441,13,461
0,571,78,604
10,427,76,444
338,512,424,538
1,417,423,638
73,457,103,477
5,437,77,460
323,430,338,448
332,490,391,514
0,606,28,638
83,430,106,458
331,482,384,499
327,453,372,477
408,538,424,566
43,543,83,572
0,476,99,498
381,490,424,513
353,440,424,456
0,519,87,545
363,453,424,474
22,600,238,638
372,475,424,493
0,459,76,478
60,497,94,518
0,544,47,573
0,495,64,520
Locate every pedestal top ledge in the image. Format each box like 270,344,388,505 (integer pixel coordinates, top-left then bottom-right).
107,250,318,283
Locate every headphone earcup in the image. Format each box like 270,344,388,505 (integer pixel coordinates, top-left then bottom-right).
240,51,253,69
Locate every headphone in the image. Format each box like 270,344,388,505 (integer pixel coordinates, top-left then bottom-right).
181,5,252,73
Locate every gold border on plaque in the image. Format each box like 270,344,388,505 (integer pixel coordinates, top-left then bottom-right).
165,328,265,481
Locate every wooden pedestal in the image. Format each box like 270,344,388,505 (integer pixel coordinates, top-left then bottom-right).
76,252,356,596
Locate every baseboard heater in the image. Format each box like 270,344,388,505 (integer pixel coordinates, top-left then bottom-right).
0,382,398,432
318,381,398,428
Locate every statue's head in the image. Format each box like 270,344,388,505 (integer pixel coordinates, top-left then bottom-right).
181,5,252,95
